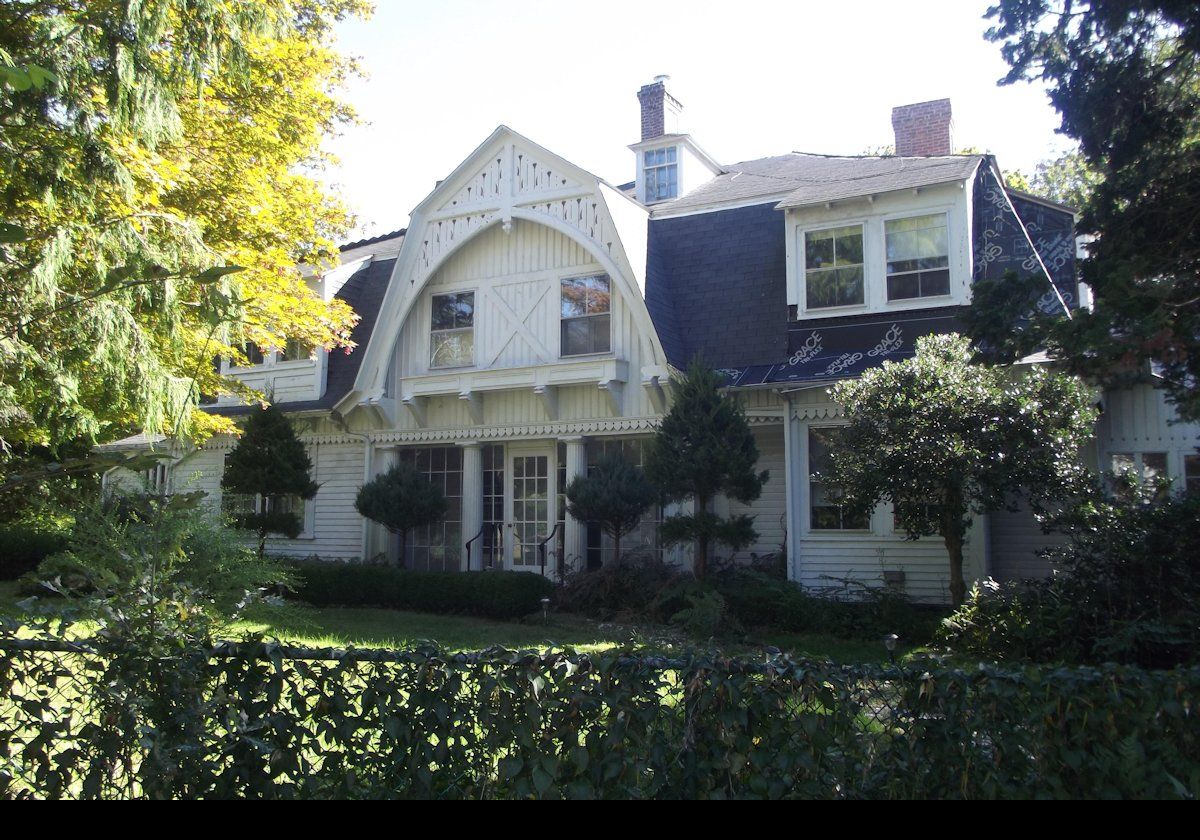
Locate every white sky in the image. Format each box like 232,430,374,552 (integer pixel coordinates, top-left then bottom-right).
327,0,1070,238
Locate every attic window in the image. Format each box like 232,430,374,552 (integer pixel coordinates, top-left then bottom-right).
643,147,678,202
885,213,950,300
561,275,611,356
805,225,865,309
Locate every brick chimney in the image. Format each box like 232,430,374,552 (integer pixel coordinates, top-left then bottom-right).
637,75,683,141
891,99,953,156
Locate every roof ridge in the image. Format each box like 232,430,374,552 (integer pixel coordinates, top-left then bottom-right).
339,228,407,252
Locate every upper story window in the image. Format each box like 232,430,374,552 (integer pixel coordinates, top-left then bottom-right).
430,291,474,368
280,338,313,362
805,225,865,309
885,213,950,300
1186,454,1200,494
241,341,265,366
643,147,678,202
561,275,611,356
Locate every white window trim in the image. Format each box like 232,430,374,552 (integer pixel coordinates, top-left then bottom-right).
882,210,954,305
804,422,875,536
429,288,477,370
799,220,870,316
559,272,614,359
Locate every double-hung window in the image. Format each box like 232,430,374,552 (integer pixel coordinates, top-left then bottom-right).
561,275,611,356
430,291,474,368
808,427,869,530
1186,454,1200,495
643,147,678,202
805,225,865,309
885,213,950,300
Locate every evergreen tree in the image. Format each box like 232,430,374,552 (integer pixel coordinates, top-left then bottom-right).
645,360,767,578
564,453,657,564
973,1,1200,421
828,334,1096,606
221,403,318,558
355,463,448,569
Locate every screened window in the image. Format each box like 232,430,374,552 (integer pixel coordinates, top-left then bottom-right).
280,338,313,362
805,225,865,309
397,446,462,572
885,214,950,300
430,292,474,368
561,275,611,356
643,147,678,202
809,427,869,530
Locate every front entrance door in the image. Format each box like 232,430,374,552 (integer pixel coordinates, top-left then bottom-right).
506,447,556,574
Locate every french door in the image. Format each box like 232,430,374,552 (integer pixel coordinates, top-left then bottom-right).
506,447,556,574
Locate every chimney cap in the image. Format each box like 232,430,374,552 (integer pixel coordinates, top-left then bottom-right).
653,74,671,84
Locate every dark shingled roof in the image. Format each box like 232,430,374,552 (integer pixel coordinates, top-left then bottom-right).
208,256,396,416
656,152,983,215
646,202,788,370
339,228,406,252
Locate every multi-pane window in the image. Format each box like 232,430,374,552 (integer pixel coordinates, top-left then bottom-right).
221,492,309,534
240,341,265,366
885,214,950,300
144,462,169,495
430,291,474,368
643,147,678,202
805,225,865,309
280,338,313,362
808,427,869,530
481,444,505,569
1186,454,1200,494
397,446,463,572
561,275,611,356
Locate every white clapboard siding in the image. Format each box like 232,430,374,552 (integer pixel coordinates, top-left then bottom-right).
794,537,964,604
728,424,787,561
988,505,1068,582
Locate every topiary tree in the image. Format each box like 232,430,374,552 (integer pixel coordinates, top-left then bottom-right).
564,453,657,564
828,333,1096,606
355,463,448,568
645,359,768,578
221,403,318,559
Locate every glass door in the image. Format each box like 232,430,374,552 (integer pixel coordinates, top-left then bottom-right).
507,448,553,572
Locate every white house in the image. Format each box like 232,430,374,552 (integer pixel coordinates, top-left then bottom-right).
105,80,1200,604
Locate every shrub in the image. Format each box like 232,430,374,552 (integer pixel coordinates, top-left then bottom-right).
939,493,1200,668
0,525,68,581
556,556,693,622
715,570,943,643
354,463,447,568
287,561,554,621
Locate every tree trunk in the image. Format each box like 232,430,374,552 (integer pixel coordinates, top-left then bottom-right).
694,495,709,579
613,530,622,565
396,529,407,570
940,493,967,607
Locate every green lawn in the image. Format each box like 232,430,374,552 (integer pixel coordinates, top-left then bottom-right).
0,580,906,663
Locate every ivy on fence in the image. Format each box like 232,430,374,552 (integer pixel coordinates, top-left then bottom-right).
1,634,1197,799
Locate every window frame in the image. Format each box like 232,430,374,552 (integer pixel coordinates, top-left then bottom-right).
801,222,867,313
559,273,613,358
429,289,476,370
805,424,871,533
642,145,679,203
221,491,316,540
883,211,952,303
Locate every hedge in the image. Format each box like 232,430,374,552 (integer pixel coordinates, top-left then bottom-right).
287,560,555,621
2,635,1197,799
0,526,68,581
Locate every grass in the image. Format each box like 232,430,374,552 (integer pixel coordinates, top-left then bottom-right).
0,580,916,663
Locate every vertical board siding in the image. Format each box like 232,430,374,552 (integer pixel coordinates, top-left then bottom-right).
988,505,1068,582
728,424,787,561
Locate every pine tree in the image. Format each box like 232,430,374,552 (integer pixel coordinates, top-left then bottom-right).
645,360,767,578
355,463,448,569
564,453,657,564
221,403,318,558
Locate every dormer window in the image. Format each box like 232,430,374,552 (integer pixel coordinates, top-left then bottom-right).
281,338,313,362
643,147,678,202
805,225,865,309
885,213,950,300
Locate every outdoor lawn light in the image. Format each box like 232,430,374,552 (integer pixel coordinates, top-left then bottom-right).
883,634,899,664
540,596,551,623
